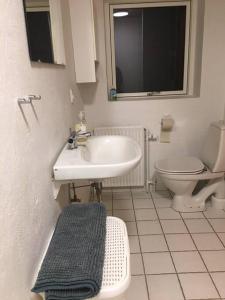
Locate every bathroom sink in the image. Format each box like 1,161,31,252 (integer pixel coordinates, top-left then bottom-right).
53,135,142,180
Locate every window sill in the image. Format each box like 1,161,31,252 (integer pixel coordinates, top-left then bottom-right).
108,93,200,102
31,61,66,68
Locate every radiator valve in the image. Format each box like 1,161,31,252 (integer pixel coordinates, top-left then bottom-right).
148,133,158,142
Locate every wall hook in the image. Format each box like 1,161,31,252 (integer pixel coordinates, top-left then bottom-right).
18,95,41,104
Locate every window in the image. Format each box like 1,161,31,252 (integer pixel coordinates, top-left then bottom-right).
25,10,54,63
105,0,204,100
23,0,66,65
24,0,54,63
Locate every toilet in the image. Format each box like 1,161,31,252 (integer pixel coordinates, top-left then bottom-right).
155,121,225,212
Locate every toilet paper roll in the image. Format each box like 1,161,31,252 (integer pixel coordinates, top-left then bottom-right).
161,118,174,131
160,117,174,143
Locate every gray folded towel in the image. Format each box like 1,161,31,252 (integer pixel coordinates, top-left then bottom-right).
31,203,106,300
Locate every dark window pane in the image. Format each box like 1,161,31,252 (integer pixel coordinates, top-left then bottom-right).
113,5,186,94
114,8,143,93
143,6,186,92
26,11,54,63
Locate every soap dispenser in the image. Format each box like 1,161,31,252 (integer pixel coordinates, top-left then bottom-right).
75,111,87,133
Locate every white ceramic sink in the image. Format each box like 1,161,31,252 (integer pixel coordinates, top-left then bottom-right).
53,135,142,180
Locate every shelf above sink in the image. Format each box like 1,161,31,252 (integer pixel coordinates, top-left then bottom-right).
53,135,142,181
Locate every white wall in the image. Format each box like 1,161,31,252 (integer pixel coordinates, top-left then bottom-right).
0,1,85,299
82,0,225,178
1,1,225,298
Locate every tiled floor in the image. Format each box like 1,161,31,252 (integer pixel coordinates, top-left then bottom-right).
101,187,225,300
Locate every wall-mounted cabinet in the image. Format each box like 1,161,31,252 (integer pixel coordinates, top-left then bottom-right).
69,0,97,83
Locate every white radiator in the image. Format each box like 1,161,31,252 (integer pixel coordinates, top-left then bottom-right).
94,126,146,188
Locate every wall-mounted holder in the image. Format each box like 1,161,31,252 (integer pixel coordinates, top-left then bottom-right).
148,133,158,142
52,177,102,202
17,94,41,104
109,88,117,101
160,115,174,143
17,95,42,127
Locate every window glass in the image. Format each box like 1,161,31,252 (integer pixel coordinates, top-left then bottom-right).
113,4,187,94
26,11,54,63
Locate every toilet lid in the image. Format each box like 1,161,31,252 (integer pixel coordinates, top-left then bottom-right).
155,156,205,174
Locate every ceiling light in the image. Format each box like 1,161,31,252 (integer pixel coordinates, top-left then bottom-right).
113,11,128,17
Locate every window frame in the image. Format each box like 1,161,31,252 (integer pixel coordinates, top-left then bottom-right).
105,0,193,100
23,0,66,65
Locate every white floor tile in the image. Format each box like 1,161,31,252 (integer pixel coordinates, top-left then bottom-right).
205,199,212,208
161,220,188,234
157,208,181,220
218,232,225,245
143,252,175,274
203,207,225,219
181,212,205,219
211,272,225,298
125,221,138,235
137,220,162,235
184,219,213,233
126,276,149,300
171,251,206,273
153,197,172,208
151,190,171,199
179,273,219,299
147,274,184,300
113,188,130,192
113,199,133,210
139,235,168,252
132,190,151,199
208,219,225,232
166,234,196,251
129,236,140,253
200,250,225,271
192,233,224,250
102,198,112,211
135,209,158,221
113,191,132,200
110,187,225,300
113,209,135,221
131,187,147,192
101,191,112,201
133,198,154,209
130,253,144,275
107,210,112,216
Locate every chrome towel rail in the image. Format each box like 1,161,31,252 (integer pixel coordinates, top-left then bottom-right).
18,94,41,104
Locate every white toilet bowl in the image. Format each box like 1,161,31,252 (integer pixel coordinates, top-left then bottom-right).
155,121,225,212
156,158,225,212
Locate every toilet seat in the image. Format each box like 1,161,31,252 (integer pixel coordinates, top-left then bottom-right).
155,156,205,175
157,167,224,181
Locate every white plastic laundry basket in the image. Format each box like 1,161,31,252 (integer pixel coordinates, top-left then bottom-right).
92,216,131,300
32,216,130,300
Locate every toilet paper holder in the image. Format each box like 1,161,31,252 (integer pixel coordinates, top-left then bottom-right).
160,116,174,143
161,116,174,131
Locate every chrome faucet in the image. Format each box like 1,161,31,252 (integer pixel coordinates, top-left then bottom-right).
68,130,91,149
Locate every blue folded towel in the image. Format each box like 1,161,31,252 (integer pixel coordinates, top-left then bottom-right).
31,203,106,300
